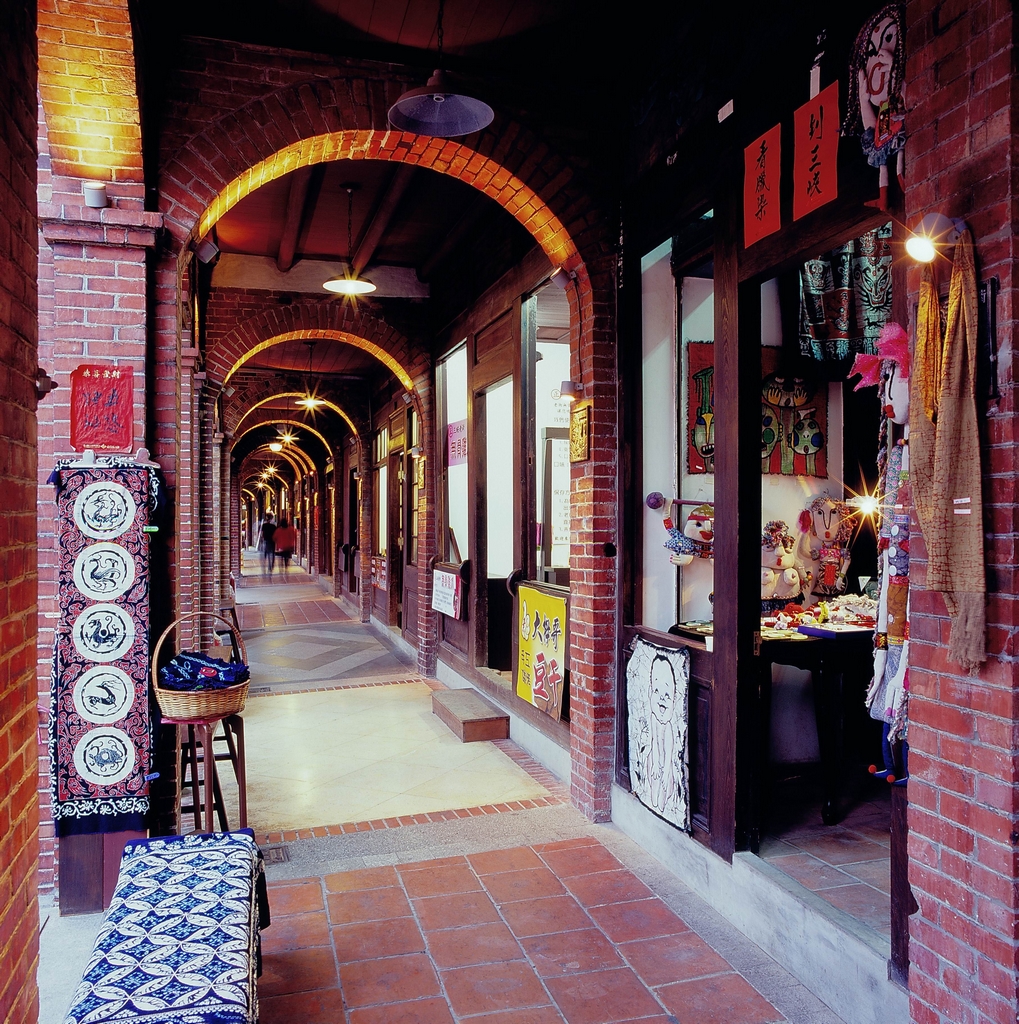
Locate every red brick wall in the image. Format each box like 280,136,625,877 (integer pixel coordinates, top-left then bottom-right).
0,1,40,1020
904,2,1018,1022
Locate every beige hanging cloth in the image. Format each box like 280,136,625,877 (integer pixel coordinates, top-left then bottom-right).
910,228,986,671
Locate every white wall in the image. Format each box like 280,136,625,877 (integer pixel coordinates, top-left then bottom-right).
485,378,514,578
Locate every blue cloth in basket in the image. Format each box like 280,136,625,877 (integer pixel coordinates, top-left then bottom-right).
159,652,250,692
63,830,269,1024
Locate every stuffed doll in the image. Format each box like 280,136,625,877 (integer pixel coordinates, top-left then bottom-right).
761,520,811,615
799,494,855,597
841,5,906,211
850,321,911,784
683,503,714,559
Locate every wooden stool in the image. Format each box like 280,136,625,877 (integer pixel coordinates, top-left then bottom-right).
177,714,246,833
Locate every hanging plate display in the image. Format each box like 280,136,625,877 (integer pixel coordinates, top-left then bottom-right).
73,543,136,602
72,603,136,662
73,727,136,787
73,480,136,540
72,666,135,725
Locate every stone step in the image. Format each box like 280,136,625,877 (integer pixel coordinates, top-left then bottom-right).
432,688,510,743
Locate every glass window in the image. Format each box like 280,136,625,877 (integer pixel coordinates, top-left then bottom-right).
438,344,469,561
485,377,514,578
373,427,388,556
408,409,420,565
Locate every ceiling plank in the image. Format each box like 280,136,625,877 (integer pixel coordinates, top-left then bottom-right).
277,165,317,272
352,164,417,274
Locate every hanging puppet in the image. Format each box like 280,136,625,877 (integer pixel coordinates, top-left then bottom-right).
799,494,855,597
841,5,906,211
850,321,911,784
761,520,811,615
647,494,714,566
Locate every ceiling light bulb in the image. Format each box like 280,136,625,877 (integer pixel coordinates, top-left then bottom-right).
297,396,325,409
269,442,283,452
323,274,376,295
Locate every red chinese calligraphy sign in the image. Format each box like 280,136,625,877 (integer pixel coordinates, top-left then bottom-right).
743,124,782,248
70,365,134,452
793,81,839,221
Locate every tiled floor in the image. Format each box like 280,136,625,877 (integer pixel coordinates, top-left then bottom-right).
238,681,554,834
260,837,790,1024
758,769,892,937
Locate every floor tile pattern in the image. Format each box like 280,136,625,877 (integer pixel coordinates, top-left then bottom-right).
758,773,891,937
260,837,788,1024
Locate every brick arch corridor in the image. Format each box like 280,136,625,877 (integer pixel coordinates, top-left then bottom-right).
155,69,618,818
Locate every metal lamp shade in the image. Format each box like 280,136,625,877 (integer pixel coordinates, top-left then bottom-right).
388,70,494,137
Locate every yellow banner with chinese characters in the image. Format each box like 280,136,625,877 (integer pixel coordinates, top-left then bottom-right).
516,584,568,720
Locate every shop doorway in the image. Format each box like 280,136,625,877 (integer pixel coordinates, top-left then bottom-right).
474,376,516,672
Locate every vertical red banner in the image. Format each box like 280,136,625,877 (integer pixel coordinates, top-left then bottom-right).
70,365,134,452
743,124,782,248
793,81,839,221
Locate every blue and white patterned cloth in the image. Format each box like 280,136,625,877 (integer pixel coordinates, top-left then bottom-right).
64,830,270,1024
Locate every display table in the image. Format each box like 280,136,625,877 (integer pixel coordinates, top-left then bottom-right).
63,830,270,1024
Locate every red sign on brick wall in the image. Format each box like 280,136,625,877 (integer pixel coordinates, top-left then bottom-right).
743,124,782,247
793,81,839,221
70,364,133,452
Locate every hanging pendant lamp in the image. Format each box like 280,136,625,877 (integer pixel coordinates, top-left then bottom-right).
324,185,377,295
388,0,493,138
297,340,326,409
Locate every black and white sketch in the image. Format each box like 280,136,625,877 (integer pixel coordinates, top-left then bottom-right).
626,638,691,831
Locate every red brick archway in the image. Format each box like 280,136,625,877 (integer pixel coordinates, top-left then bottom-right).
156,61,618,820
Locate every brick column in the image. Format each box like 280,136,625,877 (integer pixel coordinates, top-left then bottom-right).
567,255,618,822
0,1,39,1018
358,449,373,623
414,378,438,677
903,3,1019,1022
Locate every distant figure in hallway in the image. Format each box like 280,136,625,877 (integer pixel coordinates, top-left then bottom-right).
273,517,297,575
259,513,276,576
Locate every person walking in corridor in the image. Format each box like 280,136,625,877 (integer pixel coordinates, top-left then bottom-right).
260,512,277,577
273,517,298,575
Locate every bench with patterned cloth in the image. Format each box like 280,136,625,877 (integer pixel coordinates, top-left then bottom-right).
63,829,270,1024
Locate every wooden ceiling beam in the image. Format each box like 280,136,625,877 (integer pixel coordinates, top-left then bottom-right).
276,165,319,272
352,164,417,275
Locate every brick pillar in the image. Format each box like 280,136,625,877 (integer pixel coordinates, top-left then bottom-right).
567,255,618,822
414,377,438,676
358,448,373,623
903,3,1019,1023
0,2,39,1019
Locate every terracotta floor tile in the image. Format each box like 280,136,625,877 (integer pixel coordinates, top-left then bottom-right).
260,910,331,952
259,946,339,997
520,928,624,977
562,870,654,908
426,921,523,968
348,997,455,1024
470,846,545,874
340,953,441,1008
539,844,623,878
400,863,484,898
532,838,600,853
766,853,855,891
442,960,552,1016
815,882,891,935
500,896,594,938
258,986,347,1023
842,856,892,894
327,885,413,924
658,973,785,1024
586,900,688,943
483,867,568,904
413,890,501,931
333,917,426,962
466,1008,567,1024
619,932,731,986
266,879,325,916
325,865,400,892
544,967,664,1024
788,831,887,866
399,855,469,871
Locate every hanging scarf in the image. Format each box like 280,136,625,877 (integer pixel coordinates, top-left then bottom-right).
909,228,985,671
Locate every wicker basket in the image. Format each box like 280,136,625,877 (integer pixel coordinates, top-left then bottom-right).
152,611,249,722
